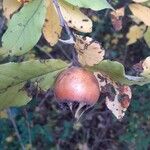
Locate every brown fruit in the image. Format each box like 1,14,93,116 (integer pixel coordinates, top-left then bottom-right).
54,66,100,105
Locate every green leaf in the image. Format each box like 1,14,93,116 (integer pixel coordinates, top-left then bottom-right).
1,0,46,57
144,27,150,48
89,59,150,86
0,83,31,111
0,59,69,110
63,0,113,11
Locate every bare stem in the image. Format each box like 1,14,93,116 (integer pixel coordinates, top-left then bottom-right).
37,89,53,109
74,102,87,121
23,108,32,147
53,0,75,44
7,108,25,150
35,45,54,59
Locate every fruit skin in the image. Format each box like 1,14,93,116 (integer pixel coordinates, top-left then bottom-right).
54,66,100,105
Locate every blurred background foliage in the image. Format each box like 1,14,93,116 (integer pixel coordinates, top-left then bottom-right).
0,0,150,149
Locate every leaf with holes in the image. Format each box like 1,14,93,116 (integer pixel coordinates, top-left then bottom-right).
105,83,132,119
59,0,92,33
95,72,132,119
43,0,62,46
1,0,46,57
0,59,69,110
89,57,150,86
75,35,105,66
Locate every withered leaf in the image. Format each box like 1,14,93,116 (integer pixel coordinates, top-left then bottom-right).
110,7,125,31
95,72,132,119
126,25,146,45
75,35,105,66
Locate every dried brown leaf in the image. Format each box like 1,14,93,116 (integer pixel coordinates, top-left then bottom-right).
95,72,132,119
75,35,105,66
110,7,125,31
106,84,132,120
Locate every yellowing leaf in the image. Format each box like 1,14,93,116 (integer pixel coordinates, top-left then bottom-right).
129,15,143,24
0,110,8,118
59,0,92,33
126,25,146,45
75,35,105,66
129,3,150,26
132,0,149,3
3,0,21,20
95,72,132,119
17,0,31,3
144,27,150,47
43,0,62,46
106,84,132,119
141,56,150,77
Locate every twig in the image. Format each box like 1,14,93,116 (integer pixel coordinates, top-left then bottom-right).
53,0,75,44
123,45,128,65
23,108,32,147
7,108,25,150
35,45,54,59
57,43,72,61
37,89,53,109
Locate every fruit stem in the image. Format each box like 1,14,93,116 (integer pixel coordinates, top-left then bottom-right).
74,102,94,121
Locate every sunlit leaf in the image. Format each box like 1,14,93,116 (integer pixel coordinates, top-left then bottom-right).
3,0,21,20
63,0,113,11
43,0,62,46
126,25,146,45
59,0,92,33
17,0,32,3
129,3,150,26
1,0,46,57
132,0,149,3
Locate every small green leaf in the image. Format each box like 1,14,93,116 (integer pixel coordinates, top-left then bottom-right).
63,0,113,11
144,27,150,48
0,59,69,110
1,0,46,57
0,83,31,110
89,59,150,86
